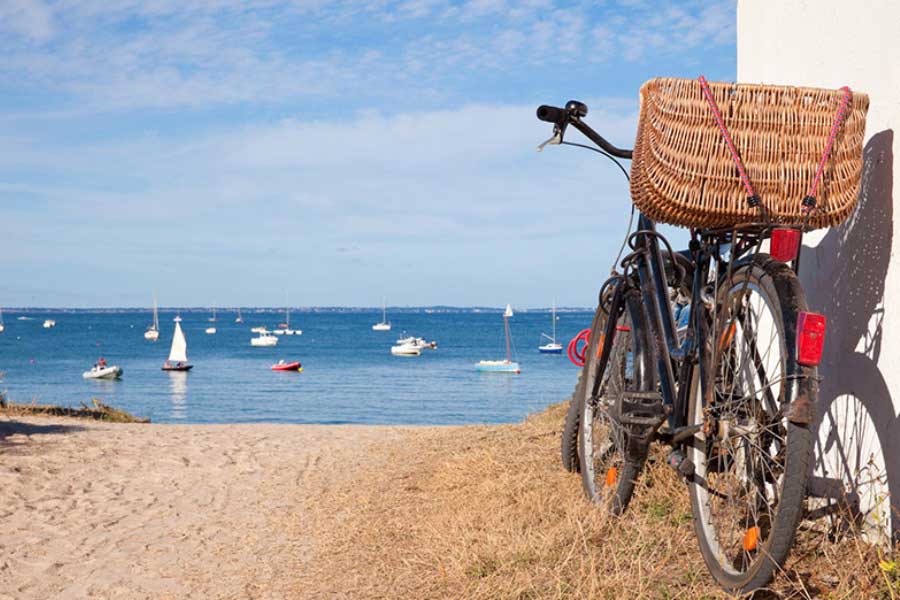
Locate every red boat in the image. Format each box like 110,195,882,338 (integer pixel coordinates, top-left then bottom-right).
271,360,302,372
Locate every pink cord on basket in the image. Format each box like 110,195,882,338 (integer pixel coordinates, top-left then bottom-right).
698,75,757,202
804,86,852,212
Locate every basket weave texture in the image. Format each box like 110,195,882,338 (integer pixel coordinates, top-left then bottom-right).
630,77,869,229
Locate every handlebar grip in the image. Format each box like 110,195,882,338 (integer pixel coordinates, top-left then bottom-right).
536,105,566,124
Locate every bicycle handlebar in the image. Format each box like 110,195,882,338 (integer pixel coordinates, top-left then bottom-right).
536,101,633,160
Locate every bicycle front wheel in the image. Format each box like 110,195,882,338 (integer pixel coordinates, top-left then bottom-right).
579,290,655,515
687,256,814,593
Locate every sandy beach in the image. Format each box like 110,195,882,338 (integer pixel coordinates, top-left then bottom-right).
0,416,439,599
1,408,890,599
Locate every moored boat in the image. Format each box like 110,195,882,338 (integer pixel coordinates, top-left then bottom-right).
538,300,563,354
251,331,279,347
476,304,521,373
42,319,56,329
271,359,302,372
372,298,391,331
145,296,160,341
391,343,422,356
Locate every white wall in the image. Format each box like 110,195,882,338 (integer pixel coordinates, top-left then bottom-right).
738,0,900,541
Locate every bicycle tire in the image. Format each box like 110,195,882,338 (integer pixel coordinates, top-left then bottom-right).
578,290,656,515
561,305,607,473
686,255,814,593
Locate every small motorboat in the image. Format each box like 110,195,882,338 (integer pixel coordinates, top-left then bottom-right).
271,359,302,372
43,319,56,329
83,362,123,380
251,326,268,333
251,331,279,347
395,335,437,350
391,343,421,356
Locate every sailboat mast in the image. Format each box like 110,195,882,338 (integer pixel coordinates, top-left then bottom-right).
504,314,511,362
382,298,387,323
551,299,556,342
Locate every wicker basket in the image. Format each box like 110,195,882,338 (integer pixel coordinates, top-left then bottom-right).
630,77,869,229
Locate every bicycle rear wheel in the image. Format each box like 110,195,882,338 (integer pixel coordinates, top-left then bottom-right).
687,256,814,592
579,291,655,515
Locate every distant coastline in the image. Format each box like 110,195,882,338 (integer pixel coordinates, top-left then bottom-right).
1,306,594,314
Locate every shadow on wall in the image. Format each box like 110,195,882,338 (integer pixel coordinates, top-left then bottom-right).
801,129,896,542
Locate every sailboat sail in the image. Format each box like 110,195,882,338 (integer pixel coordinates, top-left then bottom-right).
152,299,159,330
169,322,188,362
504,304,513,318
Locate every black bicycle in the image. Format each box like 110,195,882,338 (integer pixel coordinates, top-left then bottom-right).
538,100,826,592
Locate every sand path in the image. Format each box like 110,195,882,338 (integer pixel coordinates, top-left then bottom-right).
0,417,432,599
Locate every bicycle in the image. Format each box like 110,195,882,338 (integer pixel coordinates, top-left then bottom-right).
536,98,830,592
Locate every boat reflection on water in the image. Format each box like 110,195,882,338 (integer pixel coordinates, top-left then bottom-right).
167,371,188,420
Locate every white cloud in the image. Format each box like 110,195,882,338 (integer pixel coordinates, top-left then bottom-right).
0,0,54,41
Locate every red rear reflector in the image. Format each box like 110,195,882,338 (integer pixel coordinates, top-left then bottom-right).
797,312,826,366
771,228,801,262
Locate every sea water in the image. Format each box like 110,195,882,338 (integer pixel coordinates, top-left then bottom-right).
0,310,591,425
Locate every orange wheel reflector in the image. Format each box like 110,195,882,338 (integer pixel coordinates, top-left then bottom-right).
743,526,761,552
595,334,606,359
604,466,618,487
718,321,737,351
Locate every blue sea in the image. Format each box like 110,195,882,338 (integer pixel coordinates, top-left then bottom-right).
0,309,590,425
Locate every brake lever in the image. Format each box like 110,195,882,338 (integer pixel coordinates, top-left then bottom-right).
536,125,564,152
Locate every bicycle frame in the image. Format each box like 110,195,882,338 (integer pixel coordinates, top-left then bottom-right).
590,213,804,443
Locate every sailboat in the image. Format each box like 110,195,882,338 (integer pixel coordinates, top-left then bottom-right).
372,299,391,331
205,307,217,334
235,308,243,323
538,300,563,353
0,306,4,333
162,316,193,371
144,297,160,341
274,303,301,335
476,304,521,373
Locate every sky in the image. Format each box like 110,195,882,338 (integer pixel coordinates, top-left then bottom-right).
0,0,736,308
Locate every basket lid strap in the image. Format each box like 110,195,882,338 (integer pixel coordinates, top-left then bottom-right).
804,86,853,214
698,76,762,211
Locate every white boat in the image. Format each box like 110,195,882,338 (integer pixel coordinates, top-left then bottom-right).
83,364,123,380
145,296,160,341
43,319,56,329
251,331,279,347
538,300,563,354
251,325,268,334
17,316,30,321
235,308,243,323
391,343,421,356
476,304,521,373
162,316,193,371
205,307,217,334
273,304,301,336
395,335,437,350
0,306,4,333
372,299,391,331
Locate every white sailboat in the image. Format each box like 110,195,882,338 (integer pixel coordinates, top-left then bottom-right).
538,300,563,354
274,303,300,335
145,297,160,341
235,308,243,323
372,299,391,331
476,304,521,373
162,316,192,371
0,306,4,333
205,307,217,334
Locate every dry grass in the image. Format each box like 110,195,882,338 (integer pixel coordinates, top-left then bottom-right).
0,395,149,423
306,402,898,599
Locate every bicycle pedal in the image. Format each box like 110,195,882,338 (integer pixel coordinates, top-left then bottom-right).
667,449,695,478
619,391,668,427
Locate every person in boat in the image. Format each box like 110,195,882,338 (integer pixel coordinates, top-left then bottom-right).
98,357,107,367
